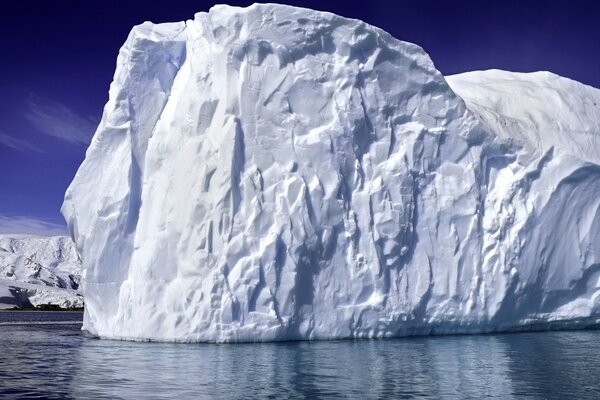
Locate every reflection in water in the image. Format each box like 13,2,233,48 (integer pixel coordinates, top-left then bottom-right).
496,332,600,398
71,337,513,399
1,314,600,399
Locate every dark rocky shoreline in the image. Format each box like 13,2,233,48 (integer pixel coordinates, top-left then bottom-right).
1,305,84,312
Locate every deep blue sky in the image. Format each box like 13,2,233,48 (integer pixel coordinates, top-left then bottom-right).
1,0,599,235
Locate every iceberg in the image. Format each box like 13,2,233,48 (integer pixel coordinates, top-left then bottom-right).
62,4,600,342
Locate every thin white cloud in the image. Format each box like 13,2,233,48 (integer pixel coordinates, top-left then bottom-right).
24,94,98,146
0,129,44,154
0,215,69,237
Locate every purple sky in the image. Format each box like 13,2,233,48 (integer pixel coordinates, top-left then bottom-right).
1,0,599,235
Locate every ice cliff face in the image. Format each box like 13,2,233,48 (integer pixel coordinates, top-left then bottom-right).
62,4,600,342
0,236,82,309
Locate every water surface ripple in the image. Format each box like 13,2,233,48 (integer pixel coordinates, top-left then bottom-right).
1,312,599,399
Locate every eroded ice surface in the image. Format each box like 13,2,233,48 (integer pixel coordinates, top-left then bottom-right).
62,4,600,342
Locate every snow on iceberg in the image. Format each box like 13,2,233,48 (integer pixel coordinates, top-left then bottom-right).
62,4,600,342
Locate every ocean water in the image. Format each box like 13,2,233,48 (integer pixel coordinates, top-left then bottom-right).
1,312,600,399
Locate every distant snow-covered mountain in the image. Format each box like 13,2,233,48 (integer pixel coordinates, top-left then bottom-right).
0,235,82,309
